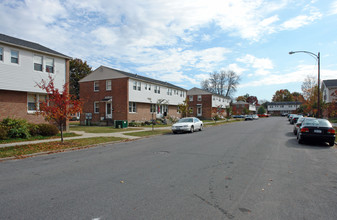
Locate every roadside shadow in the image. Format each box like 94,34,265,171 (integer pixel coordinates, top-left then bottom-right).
285,136,332,150
285,131,296,137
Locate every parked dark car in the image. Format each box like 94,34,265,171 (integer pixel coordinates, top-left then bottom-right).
290,115,302,124
293,117,315,135
232,115,245,118
297,119,336,146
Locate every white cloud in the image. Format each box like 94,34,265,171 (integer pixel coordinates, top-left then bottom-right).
329,1,337,15
237,54,273,76
280,11,322,30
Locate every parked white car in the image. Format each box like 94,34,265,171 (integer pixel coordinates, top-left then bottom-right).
171,117,203,134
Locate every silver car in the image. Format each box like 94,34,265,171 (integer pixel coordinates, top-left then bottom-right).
172,117,203,134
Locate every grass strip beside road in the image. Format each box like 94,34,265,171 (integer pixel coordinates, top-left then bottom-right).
0,137,126,159
0,133,81,144
125,129,172,137
70,126,141,133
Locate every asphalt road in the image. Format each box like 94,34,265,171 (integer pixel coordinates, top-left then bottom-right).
1,117,337,220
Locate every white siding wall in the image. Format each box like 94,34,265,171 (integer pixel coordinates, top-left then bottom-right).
211,95,230,108
267,104,299,111
0,44,66,93
128,78,186,105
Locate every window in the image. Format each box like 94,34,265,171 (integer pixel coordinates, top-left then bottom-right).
11,50,19,64
197,95,202,101
155,86,158,93
129,102,136,113
167,88,172,96
94,81,99,91
45,57,54,73
106,80,111,91
189,107,193,113
158,86,161,94
137,82,141,91
150,104,156,113
0,47,3,61
94,102,99,113
27,94,47,112
189,95,193,101
148,84,151,91
145,84,148,90
133,81,137,90
34,55,43,71
27,94,37,111
197,105,202,116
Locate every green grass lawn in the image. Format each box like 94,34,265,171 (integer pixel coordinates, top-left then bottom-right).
124,129,171,137
0,136,127,159
0,132,80,144
70,126,141,133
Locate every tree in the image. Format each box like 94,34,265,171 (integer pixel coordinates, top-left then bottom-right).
200,70,240,97
178,99,191,118
272,89,294,102
69,58,92,99
257,106,266,114
37,75,82,143
246,96,258,105
301,75,316,100
291,92,304,102
243,107,249,115
236,96,246,102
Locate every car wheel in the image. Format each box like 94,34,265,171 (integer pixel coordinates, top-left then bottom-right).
293,129,297,135
173,131,177,134
190,126,194,133
329,141,335,146
199,125,203,131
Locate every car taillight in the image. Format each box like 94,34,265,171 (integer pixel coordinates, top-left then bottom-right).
296,124,300,127
301,128,309,133
327,128,336,134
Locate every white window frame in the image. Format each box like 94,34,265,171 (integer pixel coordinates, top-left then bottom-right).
197,95,202,101
129,102,137,113
94,102,100,113
0,47,3,61
189,95,193,101
137,82,141,91
27,94,48,113
197,105,202,116
106,80,112,91
34,55,43,71
133,81,137,90
11,50,19,64
45,57,54,73
94,81,99,91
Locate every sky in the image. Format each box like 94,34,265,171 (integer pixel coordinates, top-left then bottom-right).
1,0,337,102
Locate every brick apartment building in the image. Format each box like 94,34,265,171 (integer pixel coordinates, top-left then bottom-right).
0,33,70,123
232,101,256,115
79,66,187,125
187,87,231,119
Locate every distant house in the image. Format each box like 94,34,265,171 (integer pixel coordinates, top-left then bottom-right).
0,33,70,123
232,101,256,115
187,87,231,119
79,66,186,125
322,79,337,104
267,101,302,116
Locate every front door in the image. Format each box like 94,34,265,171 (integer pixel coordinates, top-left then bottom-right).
106,102,112,119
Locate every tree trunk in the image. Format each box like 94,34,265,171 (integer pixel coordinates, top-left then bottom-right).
60,123,64,143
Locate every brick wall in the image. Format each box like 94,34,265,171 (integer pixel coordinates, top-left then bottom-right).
188,94,213,119
79,78,129,124
0,90,46,123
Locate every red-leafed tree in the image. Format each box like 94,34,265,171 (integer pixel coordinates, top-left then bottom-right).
36,75,82,143
246,96,258,105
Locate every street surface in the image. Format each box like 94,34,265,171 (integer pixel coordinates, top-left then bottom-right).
1,117,337,219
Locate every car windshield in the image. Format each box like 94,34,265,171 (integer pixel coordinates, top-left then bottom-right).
178,118,193,123
303,119,331,127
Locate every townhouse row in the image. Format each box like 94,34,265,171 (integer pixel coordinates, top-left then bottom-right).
0,33,231,125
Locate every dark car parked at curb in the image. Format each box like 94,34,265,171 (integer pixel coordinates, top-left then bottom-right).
297,119,336,146
293,117,315,135
290,114,302,124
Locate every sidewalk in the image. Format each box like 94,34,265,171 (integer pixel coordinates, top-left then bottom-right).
0,120,231,149
0,126,171,148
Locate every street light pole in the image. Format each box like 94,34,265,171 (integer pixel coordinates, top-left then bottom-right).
289,51,321,118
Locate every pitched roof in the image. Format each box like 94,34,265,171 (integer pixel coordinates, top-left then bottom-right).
0,33,70,59
322,79,337,88
80,66,186,91
187,87,231,99
233,100,249,105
